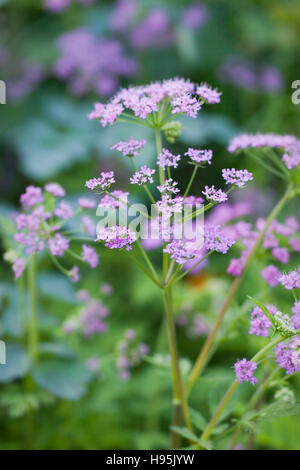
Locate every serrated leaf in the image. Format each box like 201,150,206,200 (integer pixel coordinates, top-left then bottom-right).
189,408,207,431
257,402,300,421
170,426,198,442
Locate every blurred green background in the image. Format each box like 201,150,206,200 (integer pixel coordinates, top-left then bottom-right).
0,0,300,450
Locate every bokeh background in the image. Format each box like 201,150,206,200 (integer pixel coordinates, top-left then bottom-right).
0,0,300,450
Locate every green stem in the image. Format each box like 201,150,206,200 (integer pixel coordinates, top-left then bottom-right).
67,249,83,263
28,254,38,361
199,337,283,443
155,128,164,185
186,185,294,396
169,251,214,287
50,253,70,277
163,288,193,444
184,166,198,198
127,252,162,288
136,240,160,282
105,190,152,220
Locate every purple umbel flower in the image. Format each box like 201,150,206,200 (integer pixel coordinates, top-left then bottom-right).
48,233,69,257
184,148,213,165
157,148,181,170
82,244,98,268
96,226,137,251
275,337,300,375
20,186,44,210
130,166,155,185
249,305,277,337
279,270,300,290
260,265,281,287
222,168,253,187
78,197,96,209
12,258,26,279
234,358,258,385
202,186,228,203
44,182,65,197
111,137,146,157
196,83,221,104
54,201,73,220
85,171,115,191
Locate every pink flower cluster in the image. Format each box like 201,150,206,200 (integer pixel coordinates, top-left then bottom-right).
222,168,253,187
54,28,137,96
12,183,98,281
130,166,155,185
234,359,258,385
184,148,213,165
249,305,277,337
96,225,137,251
85,171,115,191
157,148,181,170
111,137,146,157
89,78,221,126
275,337,300,375
228,133,300,170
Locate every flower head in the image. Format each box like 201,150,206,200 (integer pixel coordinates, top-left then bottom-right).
96,225,137,251
20,186,44,209
260,265,281,287
204,225,235,253
82,244,98,268
85,171,115,191
184,148,213,165
157,148,181,170
157,178,180,194
111,137,146,157
222,168,253,187
12,258,26,279
44,182,65,197
234,358,258,385
249,305,276,337
279,270,300,290
130,166,155,185
196,83,221,104
54,201,73,220
48,233,69,257
202,185,228,203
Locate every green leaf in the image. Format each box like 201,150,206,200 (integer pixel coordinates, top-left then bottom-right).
0,344,30,383
32,359,93,400
38,272,77,304
189,408,207,431
170,426,198,442
38,342,77,360
257,402,300,421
